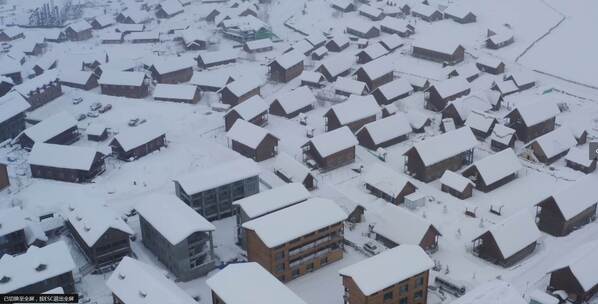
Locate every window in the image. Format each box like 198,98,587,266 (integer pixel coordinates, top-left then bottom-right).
399,298,408,304
292,268,300,278
416,275,424,287
414,290,423,300
400,284,408,294
321,256,328,265
274,251,285,261
383,291,393,301
306,263,314,272
275,263,285,273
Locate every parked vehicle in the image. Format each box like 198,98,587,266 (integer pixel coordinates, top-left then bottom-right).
99,103,112,113
72,97,83,105
90,102,102,111
128,118,140,127
87,111,99,118
363,241,383,255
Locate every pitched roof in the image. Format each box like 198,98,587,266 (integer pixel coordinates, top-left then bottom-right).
226,119,276,149
64,201,133,247
151,56,194,75
465,148,521,185
564,146,594,167
490,124,515,145
17,111,76,144
363,163,415,197
431,78,470,99
273,153,312,184
407,128,478,166
356,43,388,61
374,78,413,100
0,91,29,124
440,170,473,192
465,110,496,132
233,183,310,219
207,262,307,304
334,77,367,95
112,123,165,152
413,36,462,55
547,241,598,292
308,126,358,157
317,53,354,77
245,38,273,51
355,55,394,80
67,20,92,33
189,70,233,89
476,210,540,259
224,77,261,97
158,0,184,15
530,128,576,159
228,95,267,119
543,175,598,221
272,86,316,114
242,198,347,248
29,143,102,171
339,245,433,296
327,95,380,125
153,83,198,101
136,194,214,245
175,158,260,195
98,70,146,87
357,114,411,145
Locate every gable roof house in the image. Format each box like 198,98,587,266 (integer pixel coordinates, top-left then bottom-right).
302,126,358,171
486,32,515,49
490,124,516,151
404,128,477,182
326,35,350,52
90,15,114,29
359,5,384,21
443,6,477,23
14,70,62,110
412,39,465,65
179,28,208,50
269,86,315,118
440,169,475,199
472,210,540,267
109,123,166,161
380,17,415,37
536,175,598,237
14,111,79,150
273,153,317,190
424,78,471,111
447,63,480,83
331,0,355,12
504,99,559,142
346,23,380,39
525,128,576,164
224,95,268,131
156,0,184,18
153,83,201,104
299,71,326,88
226,119,279,162
59,69,98,91
355,43,388,64
371,78,413,105
189,70,234,92
0,27,24,42
565,146,597,174
98,70,149,98
149,56,194,84
373,204,441,253
504,71,536,92
64,202,133,268
0,91,29,143
465,110,498,139
44,30,67,43
353,55,394,91
411,4,443,22
268,50,305,83
324,95,380,132
29,143,106,183
363,163,417,205
219,78,261,106
462,148,521,192
65,20,93,41
196,50,237,69
334,77,368,97
378,34,404,52
244,38,273,53
356,114,411,150
316,53,354,82
547,241,598,303
477,56,506,75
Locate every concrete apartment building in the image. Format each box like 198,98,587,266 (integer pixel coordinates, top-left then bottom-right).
136,194,216,281
243,198,347,282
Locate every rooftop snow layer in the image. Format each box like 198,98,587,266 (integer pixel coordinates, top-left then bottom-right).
476,210,540,259
29,143,102,171
440,170,473,192
408,128,478,166
226,119,274,149
0,91,29,124
233,183,310,218
64,201,133,247
466,148,521,185
175,158,261,195
307,126,358,157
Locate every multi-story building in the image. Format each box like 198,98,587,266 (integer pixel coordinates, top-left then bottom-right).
0,207,28,256
339,245,434,304
174,158,261,221
136,194,217,281
0,92,29,143
242,198,347,282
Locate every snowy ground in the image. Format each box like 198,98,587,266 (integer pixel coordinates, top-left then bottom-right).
1,0,597,303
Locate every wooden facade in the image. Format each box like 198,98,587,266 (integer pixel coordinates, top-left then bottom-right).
404,149,474,183
66,222,131,268
224,109,267,131
220,86,260,107
303,143,355,172
425,85,470,112
0,163,8,191
324,110,376,133
440,182,473,200
30,152,105,183
365,180,416,205
61,74,99,91
356,128,407,151
19,79,63,110
462,167,516,193
354,68,393,92
506,111,556,143
17,125,79,150
548,267,598,304
230,134,279,162
268,60,304,83
566,158,597,174
342,270,429,304
110,134,166,161
536,199,597,237
472,232,537,267
100,81,149,99
412,45,464,65
149,66,193,84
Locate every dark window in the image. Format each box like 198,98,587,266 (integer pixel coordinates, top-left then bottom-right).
400,283,408,293
416,275,424,287
414,290,423,300
399,298,408,304
292,268,300,278
383,291,393,301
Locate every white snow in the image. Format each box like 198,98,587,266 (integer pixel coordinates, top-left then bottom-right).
440,170,473,192
564,146,594,167
465,148,521,185
374,78,413,101
547,240,598,292
273,153,312,184
327,95,380,125
450,280,527,304
29,143,101,171
64,201,133,247
226,119,274,149
545,175,598,221
372,203,436,247
334,77,367,95
409,128,478,166
433,78,471,99
174,158,261,195
98,70,146,87
0,91,30,124
529,128,577,159
17,111,77,144
465,110,496,132
475,210,540,259
307,126,358,158
272,86,316,114
153,84,198,101
357,114,411,145
233,183,310,219
228,95,268,119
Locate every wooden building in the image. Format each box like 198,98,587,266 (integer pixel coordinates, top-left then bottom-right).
462,148,521,192
219,78,261,106
546,242,598,304
244,38,273,53
346,23,380,39
173,158,260,221
526,128,576,164
226,120,279,162
363,163,417,205
378,34,404,52
14,111,79,150
535,175,598,237
355,43,388,64
380,17,415,37
505,99,559,142
110,124,165,161
243,198,347,282
330,0,355,12
334,77,367,97
411,4,443,22
443,6,477,23
447,63,480,83
324,95,380,132
359,5,384,21
149,57,194,84
340,245,433,304
90,15,114,29
268,50,304,83
60,70,98,90
196,51,237,69
224,95,268,131
316,53,354,82
403,128,477,182
0,207,30,255
0,162,8,191
65,20,93,41
311,47,328,60
269,86,315,118
371,78,413,105
189,71,234,92
356,114,411,150
0,241,76,295
565,147,597,174
299,71,326,88
13,71,62,110
464,110,498,139
156,0,184,18
425,78,471,111
486,32,514,49
86,123,108,142
490,124,516,151
65,202,133,269
504,72,536,92
274,153,317,190
325,35,350,52
153,83,201,104
207,262,307,304
476,56,505,75
412,40,464,65
98,70,149,98
353,56,394,91
0,27,24,42
302,126,358,171
0,91,29,143
472,211,540,267
440,170,474,199
29,143,105,183
374,204,441,253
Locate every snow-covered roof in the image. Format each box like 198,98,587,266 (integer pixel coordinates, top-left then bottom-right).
0,207,28,237
0,241,75,294
93,15,114,27
112,123,165,152
357,43,388,61
151,56,193,75
0,91,29,124
29,143,102,171
305,32,326,47
466,148,521,185
375,78,413,100
359,5,383,17
448,63,479,79
440,170,473,192
431,78,470,99
408,128,478,166
136,194,214,245
115,23,145,33
67,20,92,33
490,124,515,145
347,22,379,35
299,71,324,84
357,114,411,145
545,175,598,221
153,83,198,101
380,17,413,33
476,210,540,259
190,70,233,89
127,31,160,41
86,123,106,136
273,153,312,184
465,110,496,132
378,34,403,50
493,80,519,95
0,27,23,38
224,77,261,97
411,4,441,17
450,280,526,304
363,163,414,197
175,158,261,195
530,128,576,159
413,36,462,55
0,57,21,75
14,70,59,96
334,77,367,95
273,86,316,114
328,35,350,47
564,146,594,167
407,111,430,129
226,119,276,149
228,95,267,119
234,183,310,219
355,55,394,80
443,5,474,19
547,240,598,292
242,198,347,248
506,71,535,87
18,111,76,144
327,95,380,125
245,38,273,51
509,99,560,126
107,257,196,304
339,244,433,296
271,50,304,69
64,201,133,247
159,0,184,15
207,262,307,304
98,70,146,87
317,53,354,77
197,50,238,65
477,55,504,69
330,0,353,10
60,68,96,86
